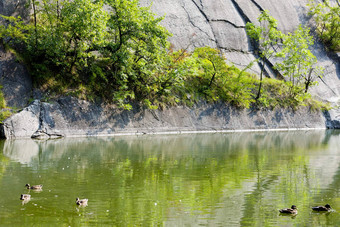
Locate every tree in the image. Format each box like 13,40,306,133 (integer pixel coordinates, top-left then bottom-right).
274,25,322,96
102,0,171,109
192,47,228,88
308,0,340,52
20,0,109,83
181,47,255,108
0,0,171,109
245,10,283,100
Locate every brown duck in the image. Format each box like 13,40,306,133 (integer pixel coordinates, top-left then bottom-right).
279,205,298,214
312,204,331,211
25,184,43,190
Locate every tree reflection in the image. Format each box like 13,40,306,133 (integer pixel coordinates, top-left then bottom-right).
1,130,340,225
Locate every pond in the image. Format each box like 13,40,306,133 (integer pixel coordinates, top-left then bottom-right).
0,130,339,226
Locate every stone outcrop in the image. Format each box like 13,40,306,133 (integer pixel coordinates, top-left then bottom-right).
0,0,32,108
0,0,339,138
0,97,326,139
0,48,32,108
0,0,28,18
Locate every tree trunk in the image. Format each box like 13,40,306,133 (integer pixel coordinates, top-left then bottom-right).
255,60,265,100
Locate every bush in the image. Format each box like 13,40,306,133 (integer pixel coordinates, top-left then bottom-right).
0,87,12,123
308,0,340,52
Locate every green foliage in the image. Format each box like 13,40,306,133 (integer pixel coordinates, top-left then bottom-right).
274,25,323,96
308,0,340,52
305,98,331,111
0,1,327,111
254,78,313,110
31,0,109,82
0,87,12,123
256,78,287,108
0,88,6,109
246,10,283,57
246,10,284,100
0,110,11,123
101,0,171,106
0,15,31,42
176,47,256,108
246,11,324,110
0,0,171,108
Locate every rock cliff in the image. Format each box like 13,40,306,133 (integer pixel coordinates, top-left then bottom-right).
0,97,326,139
0,0,339,138
0,0,31,108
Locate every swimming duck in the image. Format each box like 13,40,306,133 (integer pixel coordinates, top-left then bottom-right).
76,198,88,206
279,205,298,214
25,184,43,190
312,204,331,211
20,194,31,200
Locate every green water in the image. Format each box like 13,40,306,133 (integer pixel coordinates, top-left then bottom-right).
0,130,340,226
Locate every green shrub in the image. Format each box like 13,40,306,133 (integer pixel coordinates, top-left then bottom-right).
0,88,6,109
0,87,12,123
0,110,12,123
308,0,340,52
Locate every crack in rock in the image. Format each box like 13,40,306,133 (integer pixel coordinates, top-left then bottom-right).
230,0,285,79
210,19,245,29
199,0,203,9
318,76,337,96
250,0,265,12
183,0,218,46
31,100,63,139
230,0,252,24
220,47,250,54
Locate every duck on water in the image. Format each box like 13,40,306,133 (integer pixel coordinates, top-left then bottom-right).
312,204,332,211
76,198,88,206
25,184,43,190
279,205,298,214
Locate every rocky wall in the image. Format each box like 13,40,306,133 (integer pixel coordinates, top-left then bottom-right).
0,97,326,139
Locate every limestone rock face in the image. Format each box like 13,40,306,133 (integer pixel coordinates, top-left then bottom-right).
0,100,40,138
0,98,326,139
140,0,313,73
0,49,32,108
0,0,28,18
0,0,31,108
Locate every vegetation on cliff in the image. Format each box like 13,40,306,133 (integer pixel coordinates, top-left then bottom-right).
0,0,330,111
308,0,340,52
245,10,326,109
246,10,324,100
0,87,12,123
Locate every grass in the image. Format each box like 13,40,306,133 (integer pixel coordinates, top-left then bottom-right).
0,87,13,123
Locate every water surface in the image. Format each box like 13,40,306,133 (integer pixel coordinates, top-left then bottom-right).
0,130,340,226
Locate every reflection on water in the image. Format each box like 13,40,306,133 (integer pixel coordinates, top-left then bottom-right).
0,130,340,226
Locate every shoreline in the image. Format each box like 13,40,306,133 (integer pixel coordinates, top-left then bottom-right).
0,99,329,139
29,127,328,140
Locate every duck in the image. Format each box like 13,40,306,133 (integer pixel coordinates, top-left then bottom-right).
25,184,43,190
76,198,88,206
312,204,331,211
20,194,31,200
279,205,298,214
